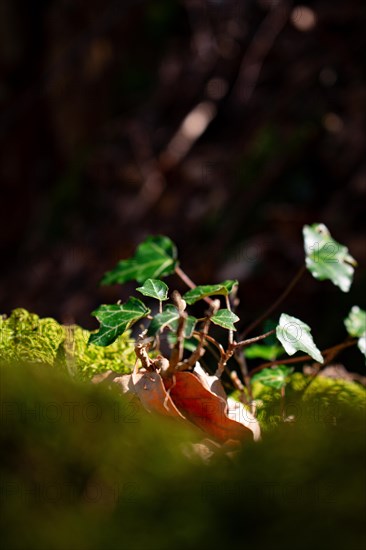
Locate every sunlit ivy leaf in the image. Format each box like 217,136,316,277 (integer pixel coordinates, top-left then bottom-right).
183,280,238,305
136,279,169,301
357,333,366,359
89,297,150,347
344,306,366,338
303,223,357,292
147,305,196,337
101,236,178,285
344,306,366,360
244,344,284,361
211,309,239,331
251,365,294,390
276,313,324,363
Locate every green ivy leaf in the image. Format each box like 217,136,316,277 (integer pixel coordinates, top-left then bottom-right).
276,313,324,363
303,223,357,292
211,309,239,331
183,280,238,305
251,365,294,390
136,279,169,301
89,297,150,347
357,333,366,359
344,306,366,360
344,306,366,338
147,305,196,337
147,304,178,335
244,344,284,361
101,236,178,285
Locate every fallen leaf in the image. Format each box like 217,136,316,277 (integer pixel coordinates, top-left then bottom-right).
193,362,227,401
132,369,185,419
226,397,261,441
164,372,253,443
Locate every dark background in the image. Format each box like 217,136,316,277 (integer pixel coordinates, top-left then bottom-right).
0,0,365,366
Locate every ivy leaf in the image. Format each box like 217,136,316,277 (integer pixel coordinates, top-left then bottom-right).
244,344,284,361
344,306,366,360
183,280,238,305
251,365,294,390
276,313,324,363
211,309,239,331
89,297,150,347
136,279,169,301
303,223,357,292
344,306,366,338
357,333,366,359
147,305,196,337
101,236,178,285
147,305,178,336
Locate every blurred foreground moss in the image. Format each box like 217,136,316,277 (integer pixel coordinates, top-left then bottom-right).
1,362,365,550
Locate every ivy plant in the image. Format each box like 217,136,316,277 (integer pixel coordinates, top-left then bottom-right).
87,224,364,440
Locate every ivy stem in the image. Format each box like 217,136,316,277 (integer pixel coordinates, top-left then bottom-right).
239,265,306,339
233,350,253,404
249,338,357,376
174,266,213,305
235,329,276,349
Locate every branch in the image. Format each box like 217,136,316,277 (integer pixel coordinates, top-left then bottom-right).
175,266,214,305
249,338,357,376
235,329,276,349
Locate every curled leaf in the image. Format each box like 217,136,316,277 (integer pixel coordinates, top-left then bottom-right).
132,369,185,419
193,362,227,401
226,397,261,441
164,372,253,443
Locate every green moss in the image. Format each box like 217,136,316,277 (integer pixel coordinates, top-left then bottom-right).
0,309,136,380
250,372,366,431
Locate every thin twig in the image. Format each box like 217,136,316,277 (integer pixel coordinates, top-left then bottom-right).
235,329,276,349
175,266,213,305
233,350,253,402
179,300,220,370
249,338,357,376
175,265,197,289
